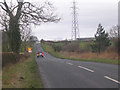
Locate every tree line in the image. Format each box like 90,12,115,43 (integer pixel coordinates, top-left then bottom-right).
41,24,120,55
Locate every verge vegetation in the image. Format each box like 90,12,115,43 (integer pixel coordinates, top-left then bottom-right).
41,43,119,65
2,52,43,88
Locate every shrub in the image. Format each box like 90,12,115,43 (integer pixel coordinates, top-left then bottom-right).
2,52,30,67
62,42,80,52
52,44,62,52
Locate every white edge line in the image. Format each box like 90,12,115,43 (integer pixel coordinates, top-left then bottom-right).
44,55,46,59
104,76,120,84
78,66,94,72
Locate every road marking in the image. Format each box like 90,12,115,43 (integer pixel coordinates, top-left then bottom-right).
66,62,73,65
78,66,94,72
68,63,73,65
43,55,47,59
104,76,120,84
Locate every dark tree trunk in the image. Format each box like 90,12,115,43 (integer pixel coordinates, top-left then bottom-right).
8,17,21,54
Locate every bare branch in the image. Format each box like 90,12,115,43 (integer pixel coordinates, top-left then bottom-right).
11,5,19,12
1,1,14,18
15,2,23,19
19,2,60,26
109,26,118,39
0,2,7,12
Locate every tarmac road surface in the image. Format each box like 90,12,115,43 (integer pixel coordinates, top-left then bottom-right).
34,43,119,88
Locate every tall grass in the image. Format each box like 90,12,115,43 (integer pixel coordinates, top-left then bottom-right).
61,51,118,65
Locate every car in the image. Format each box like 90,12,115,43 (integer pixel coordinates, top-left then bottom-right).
37,51,44,57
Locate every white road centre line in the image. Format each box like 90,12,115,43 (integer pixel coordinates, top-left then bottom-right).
78,66,94,72
66,62,73,65
68,63,73,65
104,76,120,84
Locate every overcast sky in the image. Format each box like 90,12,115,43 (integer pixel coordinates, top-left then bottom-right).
5,0,119,41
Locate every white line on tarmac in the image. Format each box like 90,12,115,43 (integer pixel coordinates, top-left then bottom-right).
43,55,47,59
78,65,94,72
66,62,73,65
104,76,120,84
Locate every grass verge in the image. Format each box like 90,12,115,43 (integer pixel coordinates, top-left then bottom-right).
63,57,118,65
41,43,64,58
2,52,43,88
41,43,119,65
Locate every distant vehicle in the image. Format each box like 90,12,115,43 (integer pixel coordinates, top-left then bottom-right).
37,51,44,57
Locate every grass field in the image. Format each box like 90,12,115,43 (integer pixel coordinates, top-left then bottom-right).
2,52,43,88
79,41,88,48
41,43,64,58
41,43,119,65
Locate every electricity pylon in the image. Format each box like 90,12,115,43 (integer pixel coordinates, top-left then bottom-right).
71,0,80,40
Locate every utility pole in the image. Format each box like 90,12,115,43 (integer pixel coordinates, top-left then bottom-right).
71,0,80,40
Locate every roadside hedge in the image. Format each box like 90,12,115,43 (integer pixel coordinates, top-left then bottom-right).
2,52,20,67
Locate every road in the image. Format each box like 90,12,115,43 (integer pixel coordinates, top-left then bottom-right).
34,43,119,88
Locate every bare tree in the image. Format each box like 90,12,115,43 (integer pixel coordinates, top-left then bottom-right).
109,25,120,54
0,0,60,53
21,27,32,52
109,26,119,39
0,11,9,32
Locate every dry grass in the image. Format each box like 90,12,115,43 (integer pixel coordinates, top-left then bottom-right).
60,51,118,60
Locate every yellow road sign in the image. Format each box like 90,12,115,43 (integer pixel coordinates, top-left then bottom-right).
28,47,32,53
